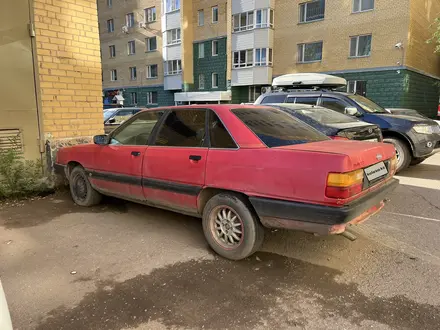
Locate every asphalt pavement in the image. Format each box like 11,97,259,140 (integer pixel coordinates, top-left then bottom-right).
1,154,440,330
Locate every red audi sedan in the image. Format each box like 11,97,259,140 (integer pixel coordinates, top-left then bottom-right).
55,105,398,260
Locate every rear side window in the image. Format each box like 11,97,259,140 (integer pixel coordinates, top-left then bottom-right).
260,94,287,104
155,109,206,147
232,108,328,148
209,111,237,149
294,97,319,106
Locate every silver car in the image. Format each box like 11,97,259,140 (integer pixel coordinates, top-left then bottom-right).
0,280,13,330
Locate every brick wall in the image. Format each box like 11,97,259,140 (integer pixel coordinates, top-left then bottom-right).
33,0,103,140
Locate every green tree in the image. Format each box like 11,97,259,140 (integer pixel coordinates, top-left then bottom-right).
427,17,440,54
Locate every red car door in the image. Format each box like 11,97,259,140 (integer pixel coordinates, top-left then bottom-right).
90,111,164,200
143,109,208,214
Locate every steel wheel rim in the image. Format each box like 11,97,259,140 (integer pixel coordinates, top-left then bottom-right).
72,173,88,202
210,206,244,250
393,145,403,168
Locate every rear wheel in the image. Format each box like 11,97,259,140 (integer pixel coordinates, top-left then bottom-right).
202,193,264,260
69,166,102,206
383,137,411,172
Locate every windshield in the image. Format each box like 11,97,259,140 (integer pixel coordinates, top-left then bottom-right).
104,109,117,121
348,94,387,113
232,107,328,148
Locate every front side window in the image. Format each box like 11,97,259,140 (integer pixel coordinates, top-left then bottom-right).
212,40,219,56
146,36,157,51
167,28,181,45
165,60,182,75
299,0,325,23
146,64,158,78
199,74,205,90
209,111,237,149
353,0,374,12
126,13,135,28
233,11,254,32
320,97,349,113
256,8,274,28
109,45,116,58
128,40,136,55
129,66,137,80
233,49,253,68
146,91,158,104
212,6,219,23
298,42,323,63
110,69,117,81
350,34,372,57
166,0,180,12
198,9,204,26
155,110,206,147
198,42,205,58
348,94,387,113
108,109,134,125
212,73,219,88
255,48,273,66
145,7,157,23
232,108,328,147
111,111,164,145
130,92,137,104
107,19,114,32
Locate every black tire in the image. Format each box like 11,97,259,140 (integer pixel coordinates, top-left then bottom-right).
202,193,264,261
383,137,411,172
69,166,102,207
410,157,426,166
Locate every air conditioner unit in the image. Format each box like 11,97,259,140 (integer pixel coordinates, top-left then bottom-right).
261,86,271,94
139,22,147,29
122,25,129,33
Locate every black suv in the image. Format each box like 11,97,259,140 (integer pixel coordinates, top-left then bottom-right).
255,91,440,172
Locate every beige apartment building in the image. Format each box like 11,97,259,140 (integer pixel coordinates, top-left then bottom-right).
99,0,440,116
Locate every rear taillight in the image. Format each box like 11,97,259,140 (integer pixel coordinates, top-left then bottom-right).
326,169,364,199
330,136,349,140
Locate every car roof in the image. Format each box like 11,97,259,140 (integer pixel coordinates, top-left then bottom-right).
267,103,327,111
138,104,272,114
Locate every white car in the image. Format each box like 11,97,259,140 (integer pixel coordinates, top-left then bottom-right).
0,280,13,330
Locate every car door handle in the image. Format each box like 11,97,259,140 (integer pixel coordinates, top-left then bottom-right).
189,155,202,161
131,151,141,157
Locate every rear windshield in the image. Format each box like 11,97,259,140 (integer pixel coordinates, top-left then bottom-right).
348,95,387,113
273,104,359,124
232,107,329,148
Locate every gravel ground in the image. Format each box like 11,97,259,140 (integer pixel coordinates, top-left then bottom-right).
1,154,440,330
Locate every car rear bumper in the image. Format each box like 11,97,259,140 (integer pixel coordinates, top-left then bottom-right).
249,178,399,235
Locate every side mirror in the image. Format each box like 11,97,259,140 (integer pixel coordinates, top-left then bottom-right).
108,118,116,124
345,107,360,116
93,134,109,145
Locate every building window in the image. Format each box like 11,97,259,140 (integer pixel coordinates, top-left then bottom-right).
233,49,253,68
128,40,136,55
107,19,114,32
212,6,219,23
147,91,158,105
199,74,205,89
110,69,117,81
299,0,325,23
198,43,205,58
129,67,137,80
166,28,181,45
146,37,157,51
297,41,323,63
212,40,219,56
131,92,138,104
145,7,157,23
109,45,116,58
347,80,367,96
126,13,135,28
255,48,273,66
212,73,219,88
233,11,254,32
107,0,112,8
165,60,182,75
256,9,274,28
166,0,180,13
350,34,372,57
353,0,374,13
198,10,204,26
146,64,158,78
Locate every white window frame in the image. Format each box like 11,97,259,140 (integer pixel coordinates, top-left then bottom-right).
349,34,372,57
352,0,374,13
166,28,181,45
145,7,157,23
165,60,182,75
146,37,157,52
255,48,273,66
212,6,219,23
198,9,204,26
109,45,116,58
128,40,136,55
199,74,205,90
233,11,254,32
233,49,254,68
131,92,137,104
198,43,205,58
297,41,323,63
107,0,112,8
110,69,117,81
255,8,274,28
166,0,180,13
129,67,137,81
126,13,135,28
146,91,158,105
212,73,219,88
146,64,158,78
107,19,114,33
299,1,325,23
212,40,219,56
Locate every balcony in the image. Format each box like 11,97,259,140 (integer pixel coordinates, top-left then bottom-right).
164,74,182,90
231,66,272,86
232,28,273,51
232,0,274,15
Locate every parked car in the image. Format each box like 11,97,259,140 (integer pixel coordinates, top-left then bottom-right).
266,103,382,142
103,107,142,134
255,73,440,172
386,108,440,126
55,105,398,260
0,280,13,330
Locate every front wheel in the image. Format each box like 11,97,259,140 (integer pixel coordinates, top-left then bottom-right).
383,137,411,172
69,166,102,206
202,193,264,260
410,157,426,166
